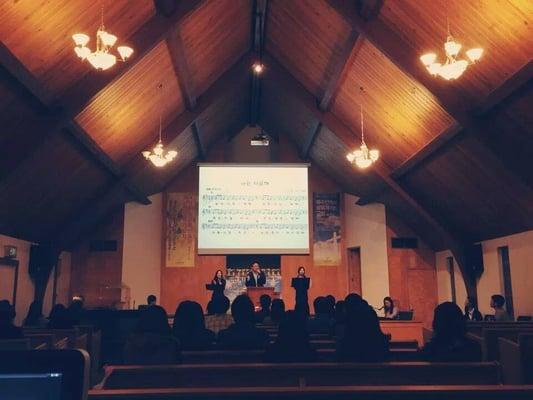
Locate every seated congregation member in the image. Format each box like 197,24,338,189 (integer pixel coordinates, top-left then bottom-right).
263,299,285,325
147,294,157,306
255,294,272,323
67,296,85,326
0,300,23,339
264,311,317,363
23,301,47,328
124,305,180,365
464,297,483,321
337,300,389,362
172,301,215,350
218,295,269,350
491,294,512,321
47,304,74,329
382,296,399,320
325,295,336,317
331,300,346,338
308,296,332,334
205,296,233,335
421,302,482,362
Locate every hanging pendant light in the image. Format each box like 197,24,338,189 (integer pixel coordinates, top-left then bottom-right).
346,104,379,169
420,16,483,80
72,3,134,71
142,84,178,168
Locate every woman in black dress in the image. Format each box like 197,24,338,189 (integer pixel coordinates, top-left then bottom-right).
292,266,310,316
211,269,226,300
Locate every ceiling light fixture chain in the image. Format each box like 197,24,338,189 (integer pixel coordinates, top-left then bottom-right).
142,83,178,168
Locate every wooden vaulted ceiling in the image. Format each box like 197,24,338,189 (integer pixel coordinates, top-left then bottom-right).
0,0,531,254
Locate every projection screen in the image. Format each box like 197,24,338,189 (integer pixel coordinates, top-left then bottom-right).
198,164,309,254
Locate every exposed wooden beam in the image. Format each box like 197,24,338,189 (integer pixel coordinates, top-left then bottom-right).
56,55,251,248
319,31,362,111
357,0,384,21
191,121,205,160
166,26,197,110
474,60,533,115
249,0,268,125
0,42,54,109
154,0,178,17
300,121,323,160
59,0,203,118
265,53,476,295
0,42,150,205
326,1,533,196
391,123,463,179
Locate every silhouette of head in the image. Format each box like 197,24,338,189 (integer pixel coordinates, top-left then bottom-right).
334,300,346,321
491,294,506,309
147,295,157,305
270,299,286,323
231,295,255,324
136,305,170,335
25,301,43,322
259,295,272,312
277,310,309,345
432,302,466,341
313,296,329,315
0,300,15,323
173,301,205,337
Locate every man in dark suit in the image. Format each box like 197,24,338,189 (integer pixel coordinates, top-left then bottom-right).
245,262,266,287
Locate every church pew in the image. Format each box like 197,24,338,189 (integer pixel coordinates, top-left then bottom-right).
466,322,533,336
102,362,502,389
0,339,30,350
23,328,79,348
180,348,421,364
89,385,533,400
25,333,55,349
499,334,533,384
472,327,533,361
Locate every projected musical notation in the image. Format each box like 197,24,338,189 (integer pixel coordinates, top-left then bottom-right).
198,166,310,253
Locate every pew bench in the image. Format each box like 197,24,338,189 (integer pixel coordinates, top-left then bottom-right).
499,334,533,384
101,362,502,389
89,385,533,400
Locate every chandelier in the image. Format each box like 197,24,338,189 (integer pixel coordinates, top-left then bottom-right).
420,19,483,80
346,105,379,169
72,6,134,71
142,85,177,168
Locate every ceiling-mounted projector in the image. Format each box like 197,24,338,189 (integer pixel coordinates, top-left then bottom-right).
251,131,269,146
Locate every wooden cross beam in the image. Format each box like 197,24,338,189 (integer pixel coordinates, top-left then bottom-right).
249,0,269,125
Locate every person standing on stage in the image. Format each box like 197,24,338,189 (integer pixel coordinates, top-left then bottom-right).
292,266,310,316
245,262,266,287
211,269,226,300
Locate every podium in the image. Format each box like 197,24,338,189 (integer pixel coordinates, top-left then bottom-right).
247,287,277,309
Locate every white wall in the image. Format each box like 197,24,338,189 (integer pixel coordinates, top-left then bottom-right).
122,193,162,309
344,194,390,309
0,234,71,325
436,230,533,317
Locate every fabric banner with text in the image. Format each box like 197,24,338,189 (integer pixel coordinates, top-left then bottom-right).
313,192,342,266
165,193,197,267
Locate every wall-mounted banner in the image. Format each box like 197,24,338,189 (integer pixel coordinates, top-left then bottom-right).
313,193,342,266
165,193,197,267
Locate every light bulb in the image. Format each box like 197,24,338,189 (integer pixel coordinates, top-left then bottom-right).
117,46,134,61
466,48,483,62
87,52,116,70
444,38,462,57
252,62,264,74
72,33,90,47
420,53,437,66
98,30,117,47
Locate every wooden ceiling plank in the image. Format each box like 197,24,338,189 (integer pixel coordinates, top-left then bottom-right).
318,31,362,111
0,39,150,205
326,1,533,194
265,52,477,296
250,0,268,125
60,0,204,118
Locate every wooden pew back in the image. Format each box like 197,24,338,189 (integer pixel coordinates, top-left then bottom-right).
102,362,501,389
0,339,30,350
89,385,533,400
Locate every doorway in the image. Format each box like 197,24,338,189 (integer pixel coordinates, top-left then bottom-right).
346,247,362,295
